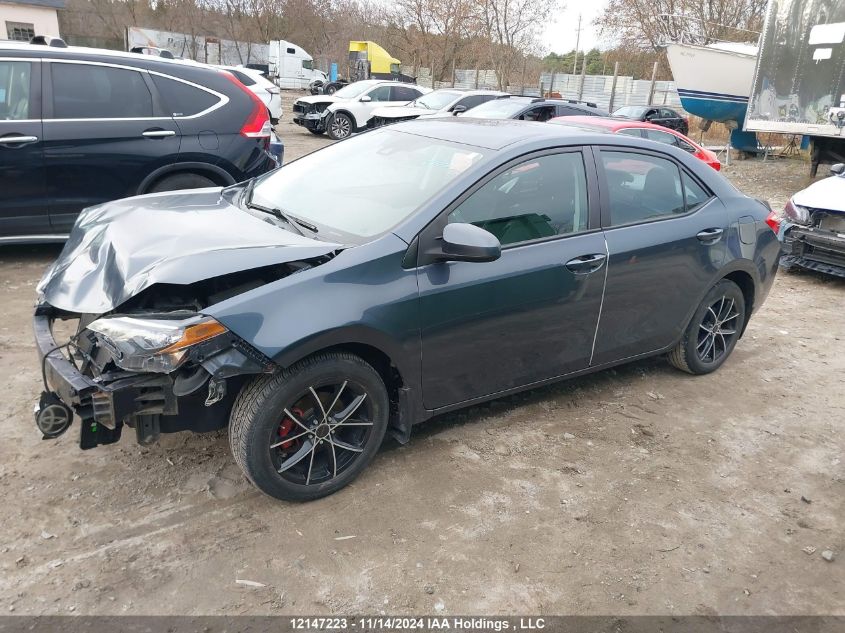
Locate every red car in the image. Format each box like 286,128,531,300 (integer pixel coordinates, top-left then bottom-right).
550,115,721,171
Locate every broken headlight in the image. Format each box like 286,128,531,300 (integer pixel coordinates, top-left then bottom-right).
86,315,227,373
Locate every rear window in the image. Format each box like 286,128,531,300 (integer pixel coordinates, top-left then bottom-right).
229,70,256,86
151,75,220,117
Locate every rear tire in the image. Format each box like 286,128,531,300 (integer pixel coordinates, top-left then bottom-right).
149,173,216,193
668,279,746,375
229,352,389,502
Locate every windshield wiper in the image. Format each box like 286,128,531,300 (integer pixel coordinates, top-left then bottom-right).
242,179,313,236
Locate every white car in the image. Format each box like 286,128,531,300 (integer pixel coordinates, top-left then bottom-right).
219,66,282,124
368,89,508,128
774,162,845,278
291,80,429,139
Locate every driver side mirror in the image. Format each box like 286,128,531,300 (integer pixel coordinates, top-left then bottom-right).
831,163,844,176
451,105,467,116
438,223,501,263
360,95,372,102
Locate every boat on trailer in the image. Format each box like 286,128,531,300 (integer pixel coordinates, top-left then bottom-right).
665,41,759,152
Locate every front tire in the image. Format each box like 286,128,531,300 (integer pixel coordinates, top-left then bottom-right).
229,352,389,502
327,112,353,140
668,279,746,375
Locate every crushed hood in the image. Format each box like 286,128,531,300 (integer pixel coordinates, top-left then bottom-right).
38,187,340,314
295,95,342,107
793,174,845,214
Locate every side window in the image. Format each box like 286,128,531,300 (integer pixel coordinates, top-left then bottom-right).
0,61,31,120
520,105,556,122
286,47,296,54
556,106,582,116
600,151,685,226
661,108,676,119
683,172,711,212
52,63,152,119
366,86,392,102
230,70,256,86
675,137,697,153
617,128,645,138
447,152,589,246
455,94,488,110
302,59,313,70
151,75,220,117
644,128,682,147
390,85,418,102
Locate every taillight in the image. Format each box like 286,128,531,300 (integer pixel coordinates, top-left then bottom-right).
220,70,271,140
765,209,782,234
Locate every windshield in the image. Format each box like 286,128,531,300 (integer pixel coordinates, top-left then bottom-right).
613,106,647,118
463,98,530,118
334,82,375,99
414,91,460,110
251,129,487,242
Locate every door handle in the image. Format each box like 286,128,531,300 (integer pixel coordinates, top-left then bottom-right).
142,129,176,138
565,253,607,274
0,134,38,145
696,227,724,242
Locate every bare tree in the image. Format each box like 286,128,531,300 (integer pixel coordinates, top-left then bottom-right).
596,0,766,52
477,0,559,89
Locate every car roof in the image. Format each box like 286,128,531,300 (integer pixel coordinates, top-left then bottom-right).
389,117,597,150
0,40,220,74
552,116,676,132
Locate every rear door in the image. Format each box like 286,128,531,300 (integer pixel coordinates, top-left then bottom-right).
590,147,728,365
0,58,48,238
417,148,607,409
43,60,180,232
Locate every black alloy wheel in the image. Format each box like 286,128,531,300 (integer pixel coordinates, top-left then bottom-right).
668,279,746,375
229,352,389,501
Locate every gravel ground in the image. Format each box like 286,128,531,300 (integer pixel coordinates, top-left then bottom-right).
0,118,842,616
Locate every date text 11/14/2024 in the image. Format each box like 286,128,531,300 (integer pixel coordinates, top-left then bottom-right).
289,617,547,631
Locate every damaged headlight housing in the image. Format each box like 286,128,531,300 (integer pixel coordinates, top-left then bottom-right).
86,315,227,373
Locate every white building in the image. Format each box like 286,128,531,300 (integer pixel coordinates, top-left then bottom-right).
1,0,64,42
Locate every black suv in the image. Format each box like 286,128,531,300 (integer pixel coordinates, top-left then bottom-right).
0,38,276,243
612,105,689,135
462,96,609,122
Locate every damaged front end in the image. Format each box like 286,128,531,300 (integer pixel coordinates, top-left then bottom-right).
34,304,273,448
32,186,342,448
781,200,845,278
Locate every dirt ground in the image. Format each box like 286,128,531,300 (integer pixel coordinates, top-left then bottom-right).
0,117,842,617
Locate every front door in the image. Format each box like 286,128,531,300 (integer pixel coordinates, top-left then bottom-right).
42,60,180,232
417,149,607,410
0,58,48,238
590,148,729,365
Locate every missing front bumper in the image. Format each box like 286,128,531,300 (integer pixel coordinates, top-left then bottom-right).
782,226,845,278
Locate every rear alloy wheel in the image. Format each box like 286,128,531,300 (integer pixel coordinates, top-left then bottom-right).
668,279,746,375
327,112,353,140
229,352,389,501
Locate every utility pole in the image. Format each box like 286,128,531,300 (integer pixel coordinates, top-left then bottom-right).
572,13,582,75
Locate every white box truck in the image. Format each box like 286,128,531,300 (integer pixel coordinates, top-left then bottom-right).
745,0,845,175
268,40,327,89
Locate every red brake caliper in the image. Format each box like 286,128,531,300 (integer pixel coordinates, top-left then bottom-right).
278,406,305,450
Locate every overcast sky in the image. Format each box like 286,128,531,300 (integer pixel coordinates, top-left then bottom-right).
541,2,608,54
